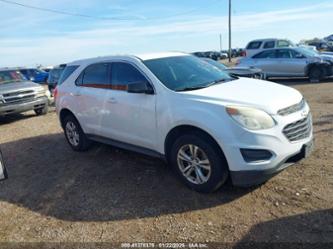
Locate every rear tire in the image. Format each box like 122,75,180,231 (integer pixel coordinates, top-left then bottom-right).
169,133,229,193
308,67,323,82
34,105,48,116
63,115,91,152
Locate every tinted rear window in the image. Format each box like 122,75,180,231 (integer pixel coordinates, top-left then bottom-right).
247,41,262,49
58,65,79,85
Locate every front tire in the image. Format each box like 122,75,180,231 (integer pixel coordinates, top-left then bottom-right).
34,104,48,116
169,133,229,193
63,115,91,151
308,67,323,82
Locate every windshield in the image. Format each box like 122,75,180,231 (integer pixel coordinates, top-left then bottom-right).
296,48,319,57
0,70,27,84
144,55,233,91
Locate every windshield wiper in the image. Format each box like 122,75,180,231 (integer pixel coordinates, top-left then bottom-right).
176,85,209,92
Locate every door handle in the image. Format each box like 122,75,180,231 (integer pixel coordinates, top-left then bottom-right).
72,93,81,97
108,97,117,104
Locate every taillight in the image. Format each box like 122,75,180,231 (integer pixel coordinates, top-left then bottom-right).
240,51,246,57
54,87,58,101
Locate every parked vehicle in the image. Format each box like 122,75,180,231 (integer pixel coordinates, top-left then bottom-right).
0,148,8,181
202,58,264,79
56,52,313,192
0,68,49,116
192,51,225,61
18,68,49,84
244,38,294,57
238,47,333,82
47,65,66,95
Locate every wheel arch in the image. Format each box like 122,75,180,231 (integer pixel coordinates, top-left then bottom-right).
59,108,77,130
164,125,227,165
305,62,327,76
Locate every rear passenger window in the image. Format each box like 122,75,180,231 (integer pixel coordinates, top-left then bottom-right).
253,50,276,59
111,63,147,91
247,41,262,49
81,63,110,88
263,41,275,49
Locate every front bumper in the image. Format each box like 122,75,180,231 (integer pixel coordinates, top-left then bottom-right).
0,97,48,116
230,139,314,187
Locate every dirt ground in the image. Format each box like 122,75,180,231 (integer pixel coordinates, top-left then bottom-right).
0,79,332,246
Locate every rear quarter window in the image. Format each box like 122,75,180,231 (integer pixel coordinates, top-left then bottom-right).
58,65,79,85
247,41,263,49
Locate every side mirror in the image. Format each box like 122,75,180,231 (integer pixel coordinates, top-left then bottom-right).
127,82,154,94
0,150,8,181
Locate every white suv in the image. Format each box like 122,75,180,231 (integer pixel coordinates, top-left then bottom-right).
56,52,313,192
244,39,294,57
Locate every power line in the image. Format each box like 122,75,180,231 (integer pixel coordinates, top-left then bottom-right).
0,0,140,20
0,0,221,21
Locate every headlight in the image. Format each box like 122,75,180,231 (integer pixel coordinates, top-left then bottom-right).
226,106,276,130
35,88,46,98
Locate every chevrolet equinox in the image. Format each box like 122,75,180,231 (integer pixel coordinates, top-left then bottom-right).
56,52,313,192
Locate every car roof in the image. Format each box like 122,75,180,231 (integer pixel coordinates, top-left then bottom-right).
68,52,188,65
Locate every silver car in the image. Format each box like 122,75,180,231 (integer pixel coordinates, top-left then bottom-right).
238,47,333,82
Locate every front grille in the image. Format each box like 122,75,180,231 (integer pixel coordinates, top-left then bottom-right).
278,99,305,116
283,114,312,142
2,90,36,106
3,90,34,97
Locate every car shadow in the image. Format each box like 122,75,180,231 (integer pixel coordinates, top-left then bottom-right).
0,113,37,125
233,209,333,248
0,133,255,222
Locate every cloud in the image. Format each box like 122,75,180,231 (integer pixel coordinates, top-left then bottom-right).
1,1,333,66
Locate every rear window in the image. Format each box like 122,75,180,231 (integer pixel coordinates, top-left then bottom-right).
247,41,262,49
58,65,79,85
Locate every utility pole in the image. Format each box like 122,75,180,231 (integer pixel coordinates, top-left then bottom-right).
228,0,232,62
219,34,223,52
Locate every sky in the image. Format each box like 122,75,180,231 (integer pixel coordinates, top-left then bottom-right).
0,0,332,67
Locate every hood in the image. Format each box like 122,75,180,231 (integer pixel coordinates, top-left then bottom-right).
181,78,303,114
0,81,43,94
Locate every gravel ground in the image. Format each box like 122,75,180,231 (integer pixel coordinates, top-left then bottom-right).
0,79,332,246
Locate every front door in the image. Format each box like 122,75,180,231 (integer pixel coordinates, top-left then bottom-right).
101,62,157,150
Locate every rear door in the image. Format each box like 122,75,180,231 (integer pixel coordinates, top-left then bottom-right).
0,150,8,181
74,63,111,135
